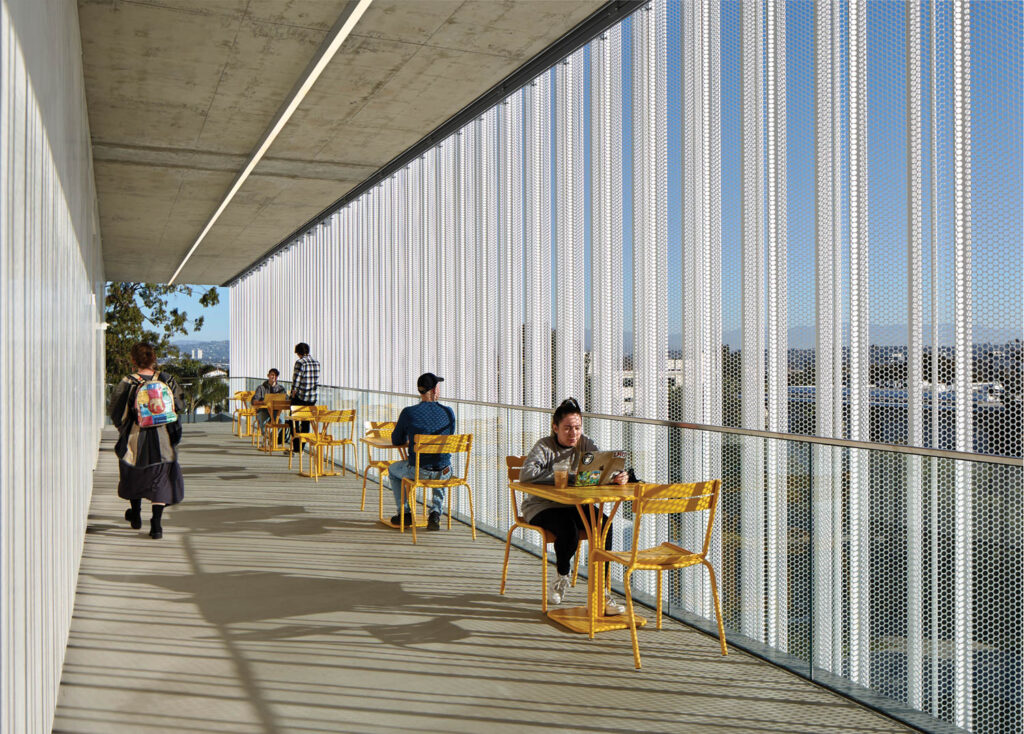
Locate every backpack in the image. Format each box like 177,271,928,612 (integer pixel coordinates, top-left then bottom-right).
129,372,179,428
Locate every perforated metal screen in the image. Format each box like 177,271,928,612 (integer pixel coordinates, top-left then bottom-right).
230,2,1022,731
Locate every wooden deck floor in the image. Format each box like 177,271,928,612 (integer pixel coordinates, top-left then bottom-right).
53,423,908,734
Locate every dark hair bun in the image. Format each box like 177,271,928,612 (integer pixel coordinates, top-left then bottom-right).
552,397,582,427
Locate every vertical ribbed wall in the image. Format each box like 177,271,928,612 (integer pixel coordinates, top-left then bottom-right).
0,1,104,731
229,4,1021,731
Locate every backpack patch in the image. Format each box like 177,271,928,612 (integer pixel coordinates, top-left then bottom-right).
132,375,178,428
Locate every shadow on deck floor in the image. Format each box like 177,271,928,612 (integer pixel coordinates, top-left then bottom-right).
54,423,908,734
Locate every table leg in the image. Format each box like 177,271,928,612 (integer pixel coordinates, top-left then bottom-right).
546,500,642,635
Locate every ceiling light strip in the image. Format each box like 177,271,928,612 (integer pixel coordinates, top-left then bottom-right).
168,0,374,285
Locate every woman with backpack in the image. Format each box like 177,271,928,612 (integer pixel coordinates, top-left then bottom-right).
108,342,185,539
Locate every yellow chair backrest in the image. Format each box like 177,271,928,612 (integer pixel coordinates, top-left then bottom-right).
318,409,353,425
505,455,524,482
412,433,473,481
413,433,472,455
367,420,396,439
290,405,318,421
505,455,526,518
633,480,721,557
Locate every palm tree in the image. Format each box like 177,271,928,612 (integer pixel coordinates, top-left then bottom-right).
181,373,230,421
163,358,230,422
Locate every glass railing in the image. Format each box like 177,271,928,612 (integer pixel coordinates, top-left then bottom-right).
231,377,1021,734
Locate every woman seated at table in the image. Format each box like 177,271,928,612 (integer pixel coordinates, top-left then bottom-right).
520,397,627,615
253,368,286,432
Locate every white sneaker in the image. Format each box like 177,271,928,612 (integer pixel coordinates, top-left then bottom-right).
604,595,626,616
550,574,571,605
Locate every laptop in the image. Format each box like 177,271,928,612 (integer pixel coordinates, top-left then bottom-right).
572,450,627,487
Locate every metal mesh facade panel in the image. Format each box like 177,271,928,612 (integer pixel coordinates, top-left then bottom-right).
229,3,1022,731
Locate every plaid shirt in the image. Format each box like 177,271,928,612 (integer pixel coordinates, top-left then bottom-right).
291,355,320,403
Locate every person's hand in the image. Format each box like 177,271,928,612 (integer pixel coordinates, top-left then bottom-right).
612,471,628,485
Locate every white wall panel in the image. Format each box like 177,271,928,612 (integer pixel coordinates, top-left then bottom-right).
1,2,104,731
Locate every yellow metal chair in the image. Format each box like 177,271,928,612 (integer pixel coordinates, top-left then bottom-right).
499,456,581,613
309,409,357,480
592,480,727,669
400,433,475,544
361,421,397,513
288,405,322,473
259,393,291,452
231,391,247,435
235,391,256,438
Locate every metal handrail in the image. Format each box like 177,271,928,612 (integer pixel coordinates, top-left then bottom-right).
234,377,1022,467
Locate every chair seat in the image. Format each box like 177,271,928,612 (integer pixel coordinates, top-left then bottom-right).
594,542,702,571
402,477,462,489
314,436,348,447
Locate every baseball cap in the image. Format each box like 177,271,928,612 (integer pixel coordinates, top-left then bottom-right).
417,373,444,393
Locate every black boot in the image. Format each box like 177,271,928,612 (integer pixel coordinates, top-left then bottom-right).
150,504,165,539
124,499,142,529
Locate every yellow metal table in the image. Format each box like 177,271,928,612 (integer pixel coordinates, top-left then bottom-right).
516,481,646,636
253,399,291,454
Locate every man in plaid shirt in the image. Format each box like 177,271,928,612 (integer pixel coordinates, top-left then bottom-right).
289,342,320,451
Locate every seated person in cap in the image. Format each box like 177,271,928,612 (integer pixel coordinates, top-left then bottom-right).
253,368,286,432
387,373,456,531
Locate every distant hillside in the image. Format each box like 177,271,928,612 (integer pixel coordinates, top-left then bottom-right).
170,339,229,362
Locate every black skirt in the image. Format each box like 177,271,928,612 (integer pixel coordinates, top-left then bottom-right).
115,425,185,505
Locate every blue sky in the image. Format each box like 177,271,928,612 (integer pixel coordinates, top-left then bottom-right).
595,0,1021,348
166,286,229,342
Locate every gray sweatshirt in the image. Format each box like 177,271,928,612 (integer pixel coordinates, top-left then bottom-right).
519,434,599,522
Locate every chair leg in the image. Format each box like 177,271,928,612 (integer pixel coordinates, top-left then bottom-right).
500,527,515,596
541,542,548,613
466,484,476,539
703,559,728,656
624,570,641,669
571,545,580,587
406,483,417,544
656,571,663,629
378,473,386,522
361,467,370,511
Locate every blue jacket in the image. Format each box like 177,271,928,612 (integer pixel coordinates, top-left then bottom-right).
391,401,456,470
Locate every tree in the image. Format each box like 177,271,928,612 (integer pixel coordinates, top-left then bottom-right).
161,358,230,421
105,283,219,384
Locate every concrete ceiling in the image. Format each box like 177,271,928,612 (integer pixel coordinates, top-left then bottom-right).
80,0,606,285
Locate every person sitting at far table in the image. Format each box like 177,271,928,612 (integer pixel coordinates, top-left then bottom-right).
520,397,627,616
253,368,286,433
387,373,455,531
